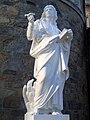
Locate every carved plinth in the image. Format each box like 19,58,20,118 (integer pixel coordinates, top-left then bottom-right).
25,113,70,120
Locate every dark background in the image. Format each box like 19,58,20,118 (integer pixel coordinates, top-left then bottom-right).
0,0,89,120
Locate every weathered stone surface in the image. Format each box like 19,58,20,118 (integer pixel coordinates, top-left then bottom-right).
0,97,3,108
11,109,25,117
0,0,19,5
3,93,20,108
0,5,18,17
0,51,9,62
0,16,9,24
0,0,89,120
0,89,14,98
0,111,10,120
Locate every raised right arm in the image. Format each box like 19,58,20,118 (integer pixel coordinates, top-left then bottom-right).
27,21,34,40
26,14,35,41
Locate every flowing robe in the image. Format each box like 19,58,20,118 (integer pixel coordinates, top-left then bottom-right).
27,19,72,112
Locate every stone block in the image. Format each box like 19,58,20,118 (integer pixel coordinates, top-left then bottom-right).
3,94,20,108
0,16,9,24
0,111,10,120
25,113,70,120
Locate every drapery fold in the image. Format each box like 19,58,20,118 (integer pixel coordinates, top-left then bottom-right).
28,19,72,110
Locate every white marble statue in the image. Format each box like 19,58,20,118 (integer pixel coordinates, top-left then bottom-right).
23,5,73,115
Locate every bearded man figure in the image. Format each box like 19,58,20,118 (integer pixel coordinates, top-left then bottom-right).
23,5,73,115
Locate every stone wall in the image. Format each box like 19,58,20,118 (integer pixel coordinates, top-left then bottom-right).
0,0,89,120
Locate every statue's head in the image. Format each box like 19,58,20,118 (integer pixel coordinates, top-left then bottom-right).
41,5,57,21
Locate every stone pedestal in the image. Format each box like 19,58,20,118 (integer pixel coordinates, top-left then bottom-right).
25,113,70,120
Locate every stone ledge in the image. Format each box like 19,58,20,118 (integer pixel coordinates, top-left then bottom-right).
25,112,70,120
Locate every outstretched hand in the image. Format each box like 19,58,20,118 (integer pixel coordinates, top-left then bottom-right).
25,13,35,23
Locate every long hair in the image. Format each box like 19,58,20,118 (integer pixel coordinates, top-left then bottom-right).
41,5,58,26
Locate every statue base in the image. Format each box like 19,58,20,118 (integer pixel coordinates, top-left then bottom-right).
25,112,70,120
